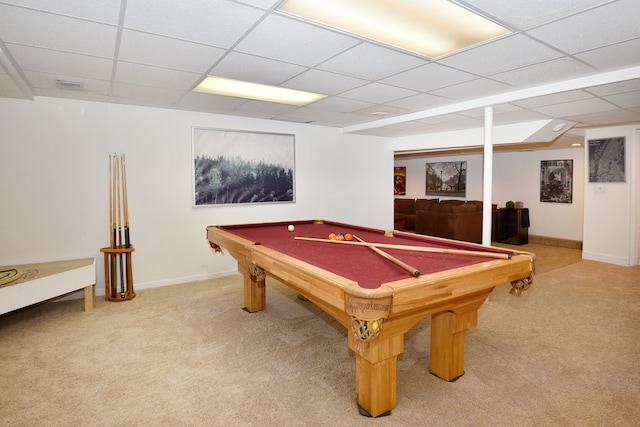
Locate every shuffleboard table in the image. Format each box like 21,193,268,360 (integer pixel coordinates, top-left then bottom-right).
206,220,534,417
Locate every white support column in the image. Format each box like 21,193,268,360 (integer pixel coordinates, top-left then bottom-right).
483,107,494,246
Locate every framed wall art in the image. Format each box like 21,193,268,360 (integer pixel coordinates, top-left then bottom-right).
425,161,466,197
588,136,625,182
394,167,406,195
192,128,295,206
540,160,573,203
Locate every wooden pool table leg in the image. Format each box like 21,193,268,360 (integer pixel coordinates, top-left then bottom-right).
350,333,403,417
238,263,266,313
429,309,479,381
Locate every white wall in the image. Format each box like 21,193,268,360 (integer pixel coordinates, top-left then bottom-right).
394,148,585,241
583,125,638,266
0,97,392,294
493,148,584,241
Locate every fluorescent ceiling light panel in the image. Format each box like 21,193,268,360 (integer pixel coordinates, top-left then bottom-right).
194,76,327,106
278,0,511,58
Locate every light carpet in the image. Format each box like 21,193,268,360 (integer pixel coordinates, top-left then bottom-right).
1,245,638,426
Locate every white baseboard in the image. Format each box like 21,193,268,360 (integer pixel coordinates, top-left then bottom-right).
582,251,632,267
59,269,239,301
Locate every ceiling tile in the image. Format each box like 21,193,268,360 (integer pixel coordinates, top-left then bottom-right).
353,105,412,117
585,78,640,96
430,78,514,101
0,5,118,57
439,34,563,76
236,0,282,9
567,108,640,126
177,91,249,111
114,62,202,90
602,90,640,108
575,38,640,71
531,97,618,117
381,63,477,92
8,44,112,81
490,57,594,88
513,89,595,108
317,42,427,80
491,109,553,125
459,0,615,30
273,106,340,122
307,96,374,113
527,1,640,54
233,99,296,115
0,0,122,24
339,82,418,104
111,82,185,105
25,71,111,94
386,93,453,111
124,0,266,47
212,52,307,85
118,30,226,73
283,69,367,96
234,14,359,66
314,113,378,127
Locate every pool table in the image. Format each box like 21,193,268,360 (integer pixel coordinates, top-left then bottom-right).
206,220,534,417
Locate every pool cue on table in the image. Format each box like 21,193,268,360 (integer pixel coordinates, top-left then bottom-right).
294,236,512,260
353,234,421,277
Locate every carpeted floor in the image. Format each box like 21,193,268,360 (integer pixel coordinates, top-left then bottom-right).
1,244,638,426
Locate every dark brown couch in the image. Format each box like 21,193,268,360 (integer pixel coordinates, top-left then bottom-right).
414,200,498,243
394,198,439,232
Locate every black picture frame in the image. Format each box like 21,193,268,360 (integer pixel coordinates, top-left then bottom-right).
425,161,467,197
540,160,573,203
588,137,625,183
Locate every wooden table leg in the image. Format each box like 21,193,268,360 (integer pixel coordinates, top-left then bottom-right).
238,263,266,313
429,309,478,381
83,284,95,312
350,333,404,417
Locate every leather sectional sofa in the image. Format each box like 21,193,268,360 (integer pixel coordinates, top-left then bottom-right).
394,198,497,243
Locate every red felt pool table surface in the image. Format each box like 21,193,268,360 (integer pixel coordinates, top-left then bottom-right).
218,220,513,289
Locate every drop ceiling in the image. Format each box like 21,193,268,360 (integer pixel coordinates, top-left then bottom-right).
1,0,639,150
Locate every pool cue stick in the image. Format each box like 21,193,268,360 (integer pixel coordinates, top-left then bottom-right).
121,155,130,294
109,155,113,297
353,234,421,277
110,155,118,297
116,155,125,295
294,237,512,260
122,154,130,249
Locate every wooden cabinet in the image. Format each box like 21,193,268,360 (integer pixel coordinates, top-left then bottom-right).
498,208,529,245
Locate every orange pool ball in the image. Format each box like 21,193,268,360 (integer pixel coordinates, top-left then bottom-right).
344,233,353,241
328,233,337,240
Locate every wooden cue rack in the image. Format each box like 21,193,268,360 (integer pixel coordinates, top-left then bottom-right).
102,153,135,301
100,246,135,301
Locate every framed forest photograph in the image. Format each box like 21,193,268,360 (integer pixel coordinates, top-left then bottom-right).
192,128,295,206
540,160,573,203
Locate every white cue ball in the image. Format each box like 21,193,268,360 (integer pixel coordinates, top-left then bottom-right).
288,225,295,232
